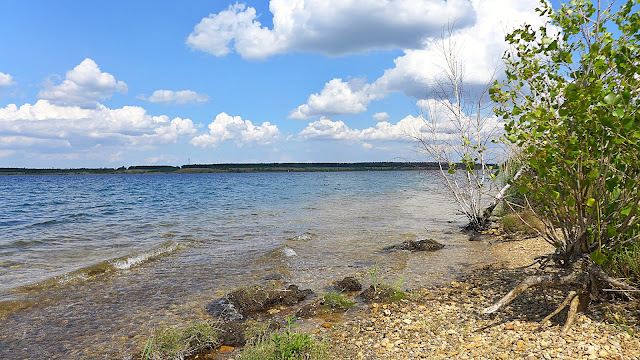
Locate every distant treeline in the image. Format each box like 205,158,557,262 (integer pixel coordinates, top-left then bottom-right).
0,162,452,175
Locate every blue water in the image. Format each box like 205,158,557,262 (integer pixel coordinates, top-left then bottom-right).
0,171,490,359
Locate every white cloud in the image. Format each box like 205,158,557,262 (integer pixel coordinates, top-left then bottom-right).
299,115,426,142
187,0,475,59
0,100,196,151
372,112,389,122
291,0,547,118
143,90,210,105
38,58,128,108
0,72,16,88
289,78,380,120
371,0,548,98
299,98,504,147
190,112,281,148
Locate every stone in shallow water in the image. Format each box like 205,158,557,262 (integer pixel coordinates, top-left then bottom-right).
333,276,362,292
383,239,444,252
208,284,313,317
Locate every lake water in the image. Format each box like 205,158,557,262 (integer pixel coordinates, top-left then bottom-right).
0,171,491,359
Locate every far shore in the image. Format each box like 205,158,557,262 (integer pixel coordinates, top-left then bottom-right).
0,161,490,176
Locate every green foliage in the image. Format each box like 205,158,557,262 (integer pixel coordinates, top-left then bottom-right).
492,0,640,263
368,263,379,292
322,292,354,310
238,317,329,360
377,283,408,303
140,335,153,360
604,240,640,284
145,321,219,360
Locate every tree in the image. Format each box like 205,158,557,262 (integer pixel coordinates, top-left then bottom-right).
415,30,504,231
486,0,640,333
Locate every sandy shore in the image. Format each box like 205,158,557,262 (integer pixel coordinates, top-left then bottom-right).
324,235,640,359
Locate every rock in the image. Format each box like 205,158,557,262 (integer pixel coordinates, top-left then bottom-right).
333,276,362,292
216,322,246,346
209,284,312,317
295,302,332,318
383,239,444,252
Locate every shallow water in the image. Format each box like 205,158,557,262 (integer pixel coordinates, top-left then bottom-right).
0,171,491,359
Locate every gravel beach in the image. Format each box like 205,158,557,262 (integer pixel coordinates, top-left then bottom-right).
326,235,640,360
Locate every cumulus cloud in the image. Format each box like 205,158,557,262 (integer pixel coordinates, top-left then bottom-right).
142,90,210,104
299,98,504,148
299,115,426,142
38,58,128,108
0,72,16,88
190,112,281,148
290,0,547,118
289,78,379,119
372,112,389,122
371,0,548,98
0,100,196,151
187,0,475,59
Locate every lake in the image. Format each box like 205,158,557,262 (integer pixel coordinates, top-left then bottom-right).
0,171,491,359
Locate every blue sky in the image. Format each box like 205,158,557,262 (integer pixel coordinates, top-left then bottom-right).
0,0,550,168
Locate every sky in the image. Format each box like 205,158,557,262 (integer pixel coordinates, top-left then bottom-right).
0,0,552,168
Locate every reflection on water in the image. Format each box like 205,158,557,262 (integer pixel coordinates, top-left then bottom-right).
0,171,491,359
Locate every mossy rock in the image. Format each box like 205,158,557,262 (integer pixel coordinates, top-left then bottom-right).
333,276,362,292
383,239,444,252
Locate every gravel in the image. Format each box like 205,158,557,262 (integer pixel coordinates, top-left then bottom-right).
325,236,640,360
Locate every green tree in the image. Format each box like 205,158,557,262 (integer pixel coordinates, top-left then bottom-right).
485,0,639,333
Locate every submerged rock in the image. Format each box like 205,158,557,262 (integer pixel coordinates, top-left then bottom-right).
295,302,332,318
358,284,406,303
209,284,313,318
333,276,362,292
383,239,444,252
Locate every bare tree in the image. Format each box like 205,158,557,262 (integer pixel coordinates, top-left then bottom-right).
413,30,506,231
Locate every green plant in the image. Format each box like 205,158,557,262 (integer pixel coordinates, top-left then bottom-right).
368,263,379,292
140,334,153,360
485,0,640,334
322,292,353,310
605,240,640,285
238,316,329,360
147,321,219,359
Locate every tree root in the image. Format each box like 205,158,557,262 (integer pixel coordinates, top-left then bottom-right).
483,257,637,334
540,290,577,326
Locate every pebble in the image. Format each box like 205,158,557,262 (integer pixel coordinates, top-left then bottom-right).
327,264,640,359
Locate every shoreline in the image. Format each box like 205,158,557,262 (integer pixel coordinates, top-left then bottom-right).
324,235,640,360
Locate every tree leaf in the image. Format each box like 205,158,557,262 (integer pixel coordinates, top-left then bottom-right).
590,249,607,265
603,93,617,105
586,198,596,207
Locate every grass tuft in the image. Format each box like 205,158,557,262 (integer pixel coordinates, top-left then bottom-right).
322,292,353,310
605,240,640,285
144,321,219,360
238,317,329,360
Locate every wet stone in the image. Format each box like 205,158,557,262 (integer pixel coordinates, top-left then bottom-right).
333,276,362,292
208,284,312,318
383,239,444,252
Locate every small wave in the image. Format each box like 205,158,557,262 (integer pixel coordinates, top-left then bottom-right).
0,239,45,249
289,232,315,241
15,241,183,292
282,246,297,257
112,241,181,270
30,219,59,227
